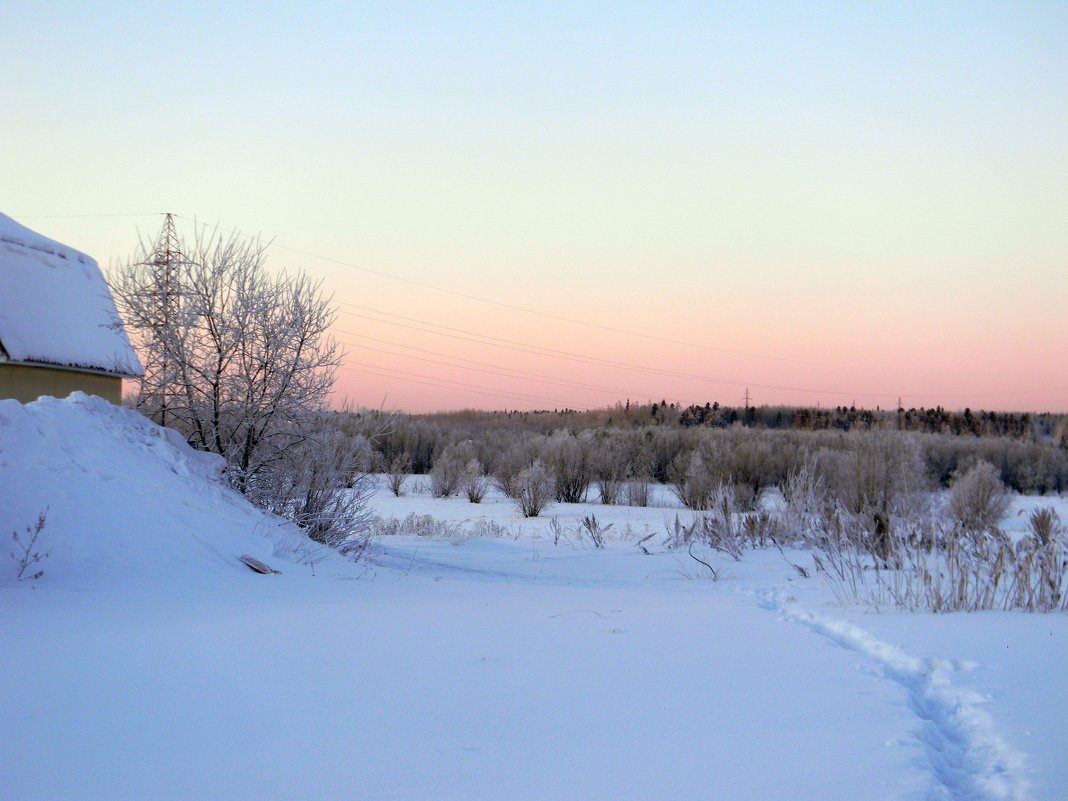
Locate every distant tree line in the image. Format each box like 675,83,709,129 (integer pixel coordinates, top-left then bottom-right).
351,399,1065,444
342,402,1068,497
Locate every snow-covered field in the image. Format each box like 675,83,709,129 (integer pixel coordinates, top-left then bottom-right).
2,395,1066,800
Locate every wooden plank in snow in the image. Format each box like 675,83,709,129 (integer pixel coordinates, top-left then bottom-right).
239,555,280,574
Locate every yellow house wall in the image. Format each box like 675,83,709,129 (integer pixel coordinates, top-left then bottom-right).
0,363,123,404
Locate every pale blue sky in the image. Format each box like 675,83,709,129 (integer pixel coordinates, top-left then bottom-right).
5,2,1067,410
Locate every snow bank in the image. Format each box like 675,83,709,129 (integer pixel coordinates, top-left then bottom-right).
0,393,316,585
0,212,142,376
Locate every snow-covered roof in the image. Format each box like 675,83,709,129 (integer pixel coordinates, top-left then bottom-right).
0,212,143,377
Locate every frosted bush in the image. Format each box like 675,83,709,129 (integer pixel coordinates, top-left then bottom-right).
430,442,476,498
492,441,541,500
515,460,555,518
624,477,651,507
251,415,374,552
779,459,829,543
948,460,1011,532
371,513,460,539
591,434,627,504
386,452,410,497
462,459,490,503
670,451,716,510
545,430,592,503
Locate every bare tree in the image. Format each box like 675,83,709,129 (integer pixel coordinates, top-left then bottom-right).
111,223,366,547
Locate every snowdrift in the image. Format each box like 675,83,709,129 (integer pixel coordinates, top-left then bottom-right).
0,393,314,585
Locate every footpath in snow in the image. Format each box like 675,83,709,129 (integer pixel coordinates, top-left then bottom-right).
762,591,1031,801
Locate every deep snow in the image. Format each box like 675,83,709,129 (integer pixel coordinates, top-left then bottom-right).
2,395,1066,800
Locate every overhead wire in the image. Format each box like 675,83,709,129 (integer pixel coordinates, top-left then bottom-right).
168,213,1054,382
334,311,904,400
22,212,1063,406
13,212,167,219
331,332,658,399
336,362,575,407
337,312,1068,404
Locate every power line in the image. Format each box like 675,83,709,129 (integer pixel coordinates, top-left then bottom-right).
339,309,1068,404
332,333,659,399
336,308,905,400
336,362,575,407
30,211,1063,406
14,212,167,219
168,214,1055,382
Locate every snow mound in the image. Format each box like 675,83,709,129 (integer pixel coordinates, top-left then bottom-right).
0,393,316,585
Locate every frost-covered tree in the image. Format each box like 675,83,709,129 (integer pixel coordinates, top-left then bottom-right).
111,223,366,547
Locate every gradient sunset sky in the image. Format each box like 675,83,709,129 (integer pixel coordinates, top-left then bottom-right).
5,2,1066,412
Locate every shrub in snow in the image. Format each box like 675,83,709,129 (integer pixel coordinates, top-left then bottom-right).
948,460,1011,532
670,450,716,511
544,430,592,503
623,477,651,508
596,476,623,505
779,459,831,544
492,440,540,501
515,460,554,518
1028,506,1062,546
817,432,929,520
802,502,1068,613
693,484,747,560
590,433,627,505
611,442,652,507
579,514,612,548
10,510,49,582
386,453,410,497
249,413,374,554
546,518,567,546
462,459,490,503
430,442,475,498
741,510,782,549
1009,508,1066,611
371,513,462,539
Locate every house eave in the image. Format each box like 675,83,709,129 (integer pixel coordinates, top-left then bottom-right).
0,356,142,381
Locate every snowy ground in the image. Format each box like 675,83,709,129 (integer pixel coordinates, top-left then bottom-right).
2,395,1066,800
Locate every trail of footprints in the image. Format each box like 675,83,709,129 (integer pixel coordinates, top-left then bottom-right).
764,592,1031,801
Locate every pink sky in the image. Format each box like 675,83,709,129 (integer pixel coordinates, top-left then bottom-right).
320,246,1067,413
5,4,1066,413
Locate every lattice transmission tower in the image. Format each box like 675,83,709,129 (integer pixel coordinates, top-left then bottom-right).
137,213,184,426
